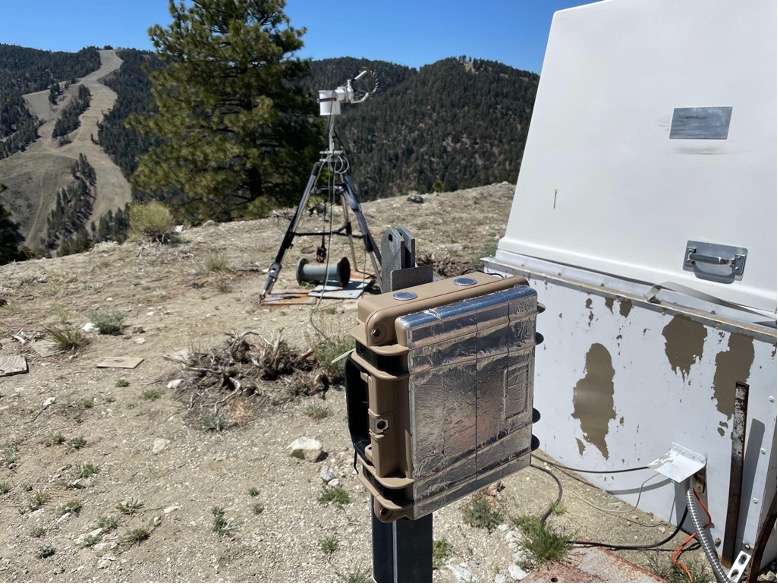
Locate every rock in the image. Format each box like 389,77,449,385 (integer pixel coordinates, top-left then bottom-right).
407,194,425,204
497,523,509,531
167,379,183,389
164,505,180,514
83,323,96,333
448,564,475,583
92,542,116,554
75,527,103,546
134,337,146,345
287,437,323,462
494,574,506,583
152,439,171,454
327,478,341,488
508,564,528,581
97,556,116,570
319,466,338,483
132,326,145,334
43,396,56,407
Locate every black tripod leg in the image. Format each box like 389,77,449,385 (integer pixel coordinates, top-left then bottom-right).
259,162,323,301
342,174,382,279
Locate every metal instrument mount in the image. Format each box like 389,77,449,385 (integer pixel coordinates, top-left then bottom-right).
259,72,382,302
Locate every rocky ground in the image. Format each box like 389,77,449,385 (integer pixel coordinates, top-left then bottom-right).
0,184,766,582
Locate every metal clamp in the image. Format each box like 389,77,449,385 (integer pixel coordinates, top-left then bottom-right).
727,550,751,582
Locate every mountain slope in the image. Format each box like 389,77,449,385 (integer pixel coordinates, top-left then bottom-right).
0,50,130,248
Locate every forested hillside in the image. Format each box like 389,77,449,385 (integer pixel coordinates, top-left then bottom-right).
308,57,538,198
98,53,537,202
0,44,100,159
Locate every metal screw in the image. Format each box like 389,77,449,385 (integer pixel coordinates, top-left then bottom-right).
714,538,721,546
770,396,775,403
371,328,381,338
762,448,767,455
752,498,759,504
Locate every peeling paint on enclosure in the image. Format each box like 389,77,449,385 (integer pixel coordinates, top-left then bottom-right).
712,333,755,419
618,299,632,318
604,297,614,313
572,343,616,459
662,315,707,383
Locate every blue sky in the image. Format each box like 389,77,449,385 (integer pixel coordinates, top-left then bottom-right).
1,0,599,74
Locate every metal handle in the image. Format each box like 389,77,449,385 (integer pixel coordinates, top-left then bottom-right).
684,246,746,276
687,251,736,266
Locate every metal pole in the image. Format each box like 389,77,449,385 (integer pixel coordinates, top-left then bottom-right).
371,227,433,583
723,382,749,565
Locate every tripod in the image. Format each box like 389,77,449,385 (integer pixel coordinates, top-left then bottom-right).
259,149,382,301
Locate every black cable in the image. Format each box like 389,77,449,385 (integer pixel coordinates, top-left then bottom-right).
533,453,650,474
531,458,691,552
530,462,563,527
571,506,690,551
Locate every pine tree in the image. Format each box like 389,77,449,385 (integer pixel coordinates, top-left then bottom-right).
129,0,321,223
0,185,22,265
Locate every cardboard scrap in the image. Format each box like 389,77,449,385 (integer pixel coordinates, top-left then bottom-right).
96,357,144,369
0,355,28,377
30,340,61,357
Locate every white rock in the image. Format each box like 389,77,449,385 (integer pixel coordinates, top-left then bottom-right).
319,466,338,483
43,397,56,407
287,437,323,462
164,505,180,514
497,523,509,531
83,323,96,333
75,527,103,546
508,565,528,581
153,439,171,454
448,564,476,583
134,337,146,345
494,574,506,583
327,478,341,488
167,379,183,389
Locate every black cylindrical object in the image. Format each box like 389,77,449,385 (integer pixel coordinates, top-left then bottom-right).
296,257,351,287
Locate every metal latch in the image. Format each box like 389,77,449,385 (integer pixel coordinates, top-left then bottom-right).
683,240,747,282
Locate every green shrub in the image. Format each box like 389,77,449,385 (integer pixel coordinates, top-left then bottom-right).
129,201,175,242
89,311,125,335
510,515,572,567
42,433,65,447
35,544,55,559
463,497,503,531
205,253,228,273
433,538,453,569
313,335,353,383
44,325,89,351
319,534,339,556
318,486,350,506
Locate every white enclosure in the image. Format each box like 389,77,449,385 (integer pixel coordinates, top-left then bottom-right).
498,0,776,315
487,0,777,569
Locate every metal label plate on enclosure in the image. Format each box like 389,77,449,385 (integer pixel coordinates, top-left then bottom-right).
669,106,733,140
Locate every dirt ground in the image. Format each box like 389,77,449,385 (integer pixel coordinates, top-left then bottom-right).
0,184,745,582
